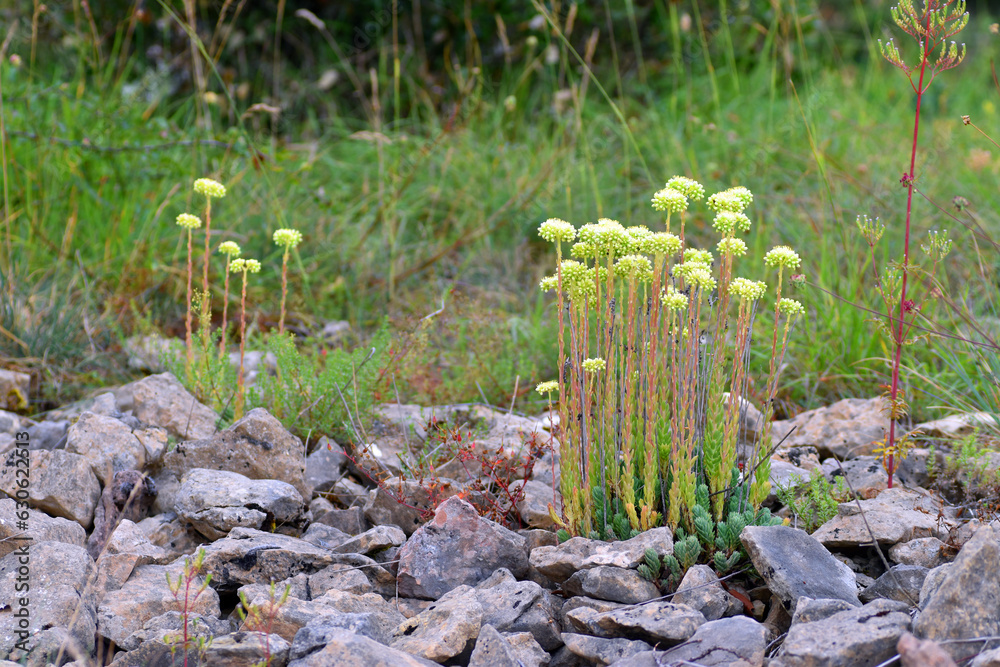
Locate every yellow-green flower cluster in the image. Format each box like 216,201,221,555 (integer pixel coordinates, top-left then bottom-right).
176,213,202,229
730,277,767,301
712,211,752,235
651,187,688,213
559,260,599,302
661,287,689,311
230,258,261,274
273,228,303,249
586,218,631,256
683,248,714,266
707,186,753,213
539,275,558,292
641,232,682,257
193,178,227,199
539,218,577,243
778,298,805,316
666,176,706,200
763,245,802,270
614,254,653,282
673,261,716,291
536,380,559,395
626,226,653,253
570,241,595,259
218,241,241,257
717,237,748,257
582,357,606,374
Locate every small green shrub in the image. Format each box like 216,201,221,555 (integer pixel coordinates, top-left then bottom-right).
774,468,849,533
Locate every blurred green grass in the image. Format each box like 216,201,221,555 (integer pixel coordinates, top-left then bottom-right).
3,1,1000,424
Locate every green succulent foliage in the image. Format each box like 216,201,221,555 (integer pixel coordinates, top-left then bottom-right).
637,547,663,582
673,534,703,570
556,528,571,544
774,468,846,533
591,486,641,541
713,550,743,573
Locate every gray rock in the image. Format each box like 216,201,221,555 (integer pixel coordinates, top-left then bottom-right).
563,565,660,604
860,565,927,605
174,468,306,540
25,420,67,451
120,372,220,440
332,524,406,556
811,487,946,548
771,397,895,459
155,408,308,512
916,412,998,438
672,564,733,621
300,522,351,550
305,437,346,496
0,498,86,558
771,599,911,667
914,524,1000,659
890,537,951,568
135,512,202,558
307,563,373,596
116,610,232,652
469,624,550,667
396,496,529,599
510,479,560,530
790,597,857,625
741,524,860,613
123,334,182,372
88,470,158,559
475,568,562,651
827,456,888,498
561,596,626,634
392,584,484,662
591,601,706,645
562,633,652,666
65,411,148,483
287,628,436,666
198,528,336,592
529,527,674,584
95,519,173,593
655,615,769,667
0,448,101,528
96,561,221,647
0,541,97,665
114,630,290,667
315,506,369,535
239,589,399,645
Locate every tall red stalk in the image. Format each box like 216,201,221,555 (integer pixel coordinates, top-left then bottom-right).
886,14,931,489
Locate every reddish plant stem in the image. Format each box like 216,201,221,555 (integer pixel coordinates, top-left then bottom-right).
202,199,212,297
236,271,248,418
279,250,289,334
185,230,194,371
220,257,231,358
887,11,932,488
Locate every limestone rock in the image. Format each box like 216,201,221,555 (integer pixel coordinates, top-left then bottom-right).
562,633,652,666
198,528,336,592
332,524,406,556
790,597,857,625
174,468,306,540
812,487,946,548
469,624,550,667
914,524,1000,659
305,437,346,496
392,584,484,662
529,527,674,584
0,541,97,665
655,615,769,667
890,537,951,568
672,564,734,621
65,411,149,483
591,601,706,645
0,449,100,528
0,498,86,558
860,565,927,605
362,478,461,536
771,599,911,667
0,370,29,412
511,479,560,529
396,496,528,599
475,568,562,651
287,628,437,666
741,524,860,613
155,408,307,513
771,397,895,459
563,565,660,604
897,632,958,667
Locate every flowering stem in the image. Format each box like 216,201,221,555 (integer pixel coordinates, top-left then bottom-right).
236,269,248,419
185,229,194,375
887,13,932,489
220,256,231,359
279,249,289,335
202,199,212,298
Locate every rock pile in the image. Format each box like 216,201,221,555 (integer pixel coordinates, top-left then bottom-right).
1,384,997,666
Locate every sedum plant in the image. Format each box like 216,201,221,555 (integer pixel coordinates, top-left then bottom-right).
539,177,803,539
